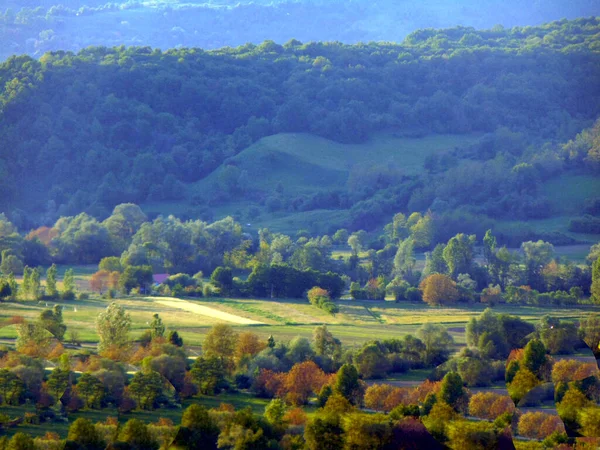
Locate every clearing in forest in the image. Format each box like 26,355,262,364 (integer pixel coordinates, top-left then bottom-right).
149,297,264,325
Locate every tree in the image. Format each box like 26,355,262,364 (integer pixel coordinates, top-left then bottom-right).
312,325,341,361
168,330,183,347
7,433,34,450
203,324,238,373
264,398,287,428
394,238,416,280
90,270,110,294
62,268,75,298
469,392,515,420
99,256,123,273
342,413,392,450
443,233,476,278
76,373,105,408
210,266,233,294
447,421,499,450
419,274,459,306
119,418,158,450
173,404,219,450
557,387,593,428
96,303,131,354
0,252,23,276
592,256,600,303
518,412,565,440
304,413,344,450
522,338,547,376
150,313,165,339
354,343,390,379
508,368,539,403
16,321,51,356
118,265,153,294
45,264,58,298
579,407,600,437
128,371,164,410
334,364,361,405
417,323,454,366
439,372,466,411
580,314,600,358
284,361,327,405
47,368,70,404
521,240,554,289
0,369,24,405
39,305,66,341
190,356,227,395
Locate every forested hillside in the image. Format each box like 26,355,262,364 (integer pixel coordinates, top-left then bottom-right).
1,18,600,240
1,0,598,61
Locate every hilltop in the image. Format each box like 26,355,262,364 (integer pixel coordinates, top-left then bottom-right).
0,18,599,242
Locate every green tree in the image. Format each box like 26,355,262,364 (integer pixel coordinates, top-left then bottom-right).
76,373,105,408
99,256,123,273
439,372,466,411
210,266,233,294
423,244,448,276
521,240,554,289
394,238,416,281
304,413,344,450
442,234,476,279
334,364,361,404
522,338,547,376
417,323,454,366
39,305,66,341
264,398,287,428
168,330,183,347
0,369,24,405
62,268,75,299
150,313,165,339
7,432,34,450
190,356,227,395
0,251,23,276
128,371,164,410
96,302,131,353
47,368,70,403
173,404,219,450
119,418,158,450
592,256,600,303
45,264,58,298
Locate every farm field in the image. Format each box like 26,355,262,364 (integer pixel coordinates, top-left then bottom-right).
0,295,595,348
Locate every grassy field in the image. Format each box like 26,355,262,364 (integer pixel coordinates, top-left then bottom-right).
542,174,600,216
0,295,595,348
192,132,482,197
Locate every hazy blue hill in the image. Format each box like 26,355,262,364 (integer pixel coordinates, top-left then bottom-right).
1,0,599,61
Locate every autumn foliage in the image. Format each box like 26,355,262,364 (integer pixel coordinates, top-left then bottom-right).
552,359,598,383
518,412,565,439
364,384,410,412
254,361,329,405
419,274,459,306
468,392,515,420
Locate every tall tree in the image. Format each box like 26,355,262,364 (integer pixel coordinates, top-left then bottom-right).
203,324,238,374
96,303,131,353
442,234,476,279
62,268,75,298
45,264,58,298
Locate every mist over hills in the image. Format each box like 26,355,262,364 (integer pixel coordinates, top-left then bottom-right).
1,0,600,61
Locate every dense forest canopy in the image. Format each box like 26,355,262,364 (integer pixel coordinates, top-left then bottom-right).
1,0,599,62
0,18,599,239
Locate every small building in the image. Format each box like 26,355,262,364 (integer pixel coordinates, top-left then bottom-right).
153,273,169,285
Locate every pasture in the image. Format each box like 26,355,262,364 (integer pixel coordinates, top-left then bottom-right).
0,294,595,348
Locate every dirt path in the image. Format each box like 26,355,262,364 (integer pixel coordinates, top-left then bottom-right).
149,297,264,325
